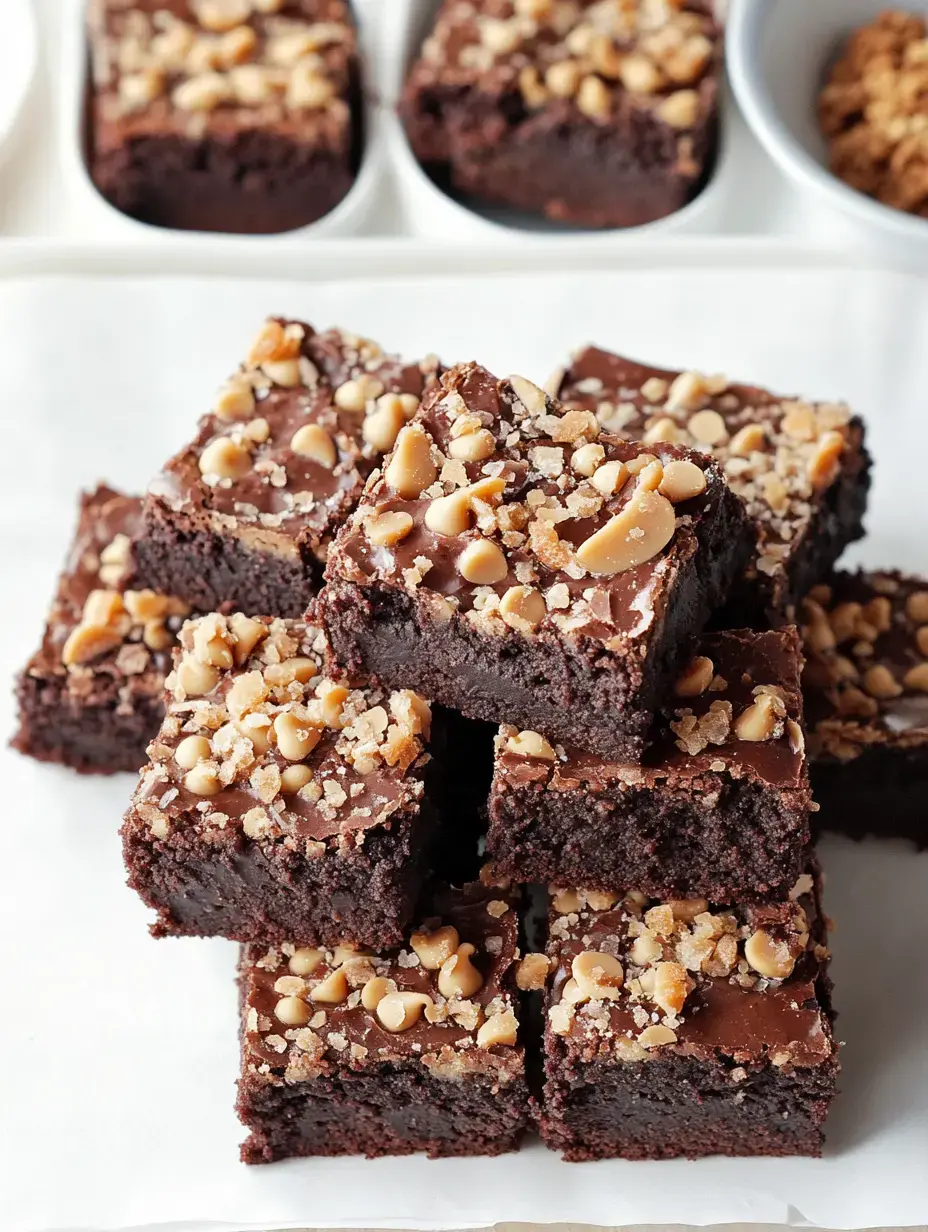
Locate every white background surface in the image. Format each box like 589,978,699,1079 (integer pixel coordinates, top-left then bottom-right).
0,251,926,1231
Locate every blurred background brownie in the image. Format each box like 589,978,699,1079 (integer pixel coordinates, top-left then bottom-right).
401,0,720,228
86,0,363,233
801,569,928,846
13,485,189,774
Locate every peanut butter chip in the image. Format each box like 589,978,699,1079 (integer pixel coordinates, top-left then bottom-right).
280,764,313,793
571,950,624,1001
808,431,846,490
273,712,322,761
410,925,460,970
729,423,767,456
385,425,437,498
907,592,928,624
652,961,689,1015
506,729,555,760
904,663,928,691
687,409,728,445
199,436,251,480
176,655,220,697
499,585,546,632
275,995,311,1026
175,734,211,769
638,1024,678,1049
366,511,414,547
376,991,432,1032
425,477,506,537
590,460,627,496
674,655,714,698
438,943,484,998
476,1009,518,1049
363,400,406,453
457,538,508,584
449,429,496,462
288,947,322,977
184,763,221,796
291,423,336,468
576,487,675,576
309,968,348,1004
659,459,707,503
863,664,902,699
360,976,394,1011
733,693,781,741
61,625,123,666
745,929,795,979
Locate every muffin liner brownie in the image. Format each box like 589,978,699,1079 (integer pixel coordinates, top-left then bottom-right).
321,362,753,763
132,318,440,617
237,877,530,1161
13,485,189,775
488,627,812,903
401,0,720,228
122,613,439,947
87,0,363,234
801,569,928,846
536,873,838,1161
556,347,871,624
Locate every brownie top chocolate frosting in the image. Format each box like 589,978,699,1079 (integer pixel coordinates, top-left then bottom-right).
130,614,433,847
496,626,808,791
327,361,749,666
29,484,188,692
802,569,928,758
240,879,524,1085
558,346,867,615
405,0,718,135
543,877,834,1071
147,318,439,563
89,0,357,148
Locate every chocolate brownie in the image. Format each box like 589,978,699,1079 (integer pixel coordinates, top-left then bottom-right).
132,318,440,617
121,613,439,947
488,627,812,902
86,0,362,234
801,569,928,846
401,0,720,228
536,873,838,1161
556,347,871,623
13,485,189,774
237,878,529,1161
321,362,753,762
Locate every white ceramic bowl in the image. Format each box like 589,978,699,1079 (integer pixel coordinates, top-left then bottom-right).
727,0,928,261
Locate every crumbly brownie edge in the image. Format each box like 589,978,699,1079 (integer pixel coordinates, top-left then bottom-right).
121,801,435,949
131,498,319,618
487,777,810,903
13,668,161,775
539,1052,838,1161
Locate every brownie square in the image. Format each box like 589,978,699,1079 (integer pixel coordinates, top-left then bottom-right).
801,569,928,846
557,347,871,623
121,613,439,947
131,318,440,617
86,0,362,234
321,361,753,762
488,627,812,902
13,485,190,774
401,0,720,228
538,873,838,1161
236,878,530,1161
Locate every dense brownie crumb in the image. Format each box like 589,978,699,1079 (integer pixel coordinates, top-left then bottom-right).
488,627,812,902
801,569,928,846
401,0,720,228
87,0,363,233
122,613,439,946
132,317,441,616
322,361,753,762
538,874,838,1160
556,347,871,623
13,485,189,775
237,878,530,1161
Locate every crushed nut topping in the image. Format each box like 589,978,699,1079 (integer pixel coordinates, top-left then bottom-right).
128,614,433,847
818,10,928,219
240,885,523,1084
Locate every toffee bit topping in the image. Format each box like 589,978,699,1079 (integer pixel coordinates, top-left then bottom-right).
62,586,188,669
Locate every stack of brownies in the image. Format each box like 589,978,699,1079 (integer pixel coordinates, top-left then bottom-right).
18,311,928,1164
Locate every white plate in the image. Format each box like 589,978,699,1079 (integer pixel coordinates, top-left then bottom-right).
0,240,926,1232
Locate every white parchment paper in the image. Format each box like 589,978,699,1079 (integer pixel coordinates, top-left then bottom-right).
0,261,926,1231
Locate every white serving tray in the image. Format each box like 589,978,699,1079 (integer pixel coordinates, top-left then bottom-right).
0,0,885,250
0,238,926,1232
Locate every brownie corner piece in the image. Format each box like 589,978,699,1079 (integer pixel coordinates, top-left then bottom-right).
86,1,362,234
121,612,438,947
236,878,530,1161
321,361,753,762
13,484,188,775
558,347,871,622
131,318,440,617
400,0,720,228
488,624,812,902
801,569,928,845
539,873,838,1161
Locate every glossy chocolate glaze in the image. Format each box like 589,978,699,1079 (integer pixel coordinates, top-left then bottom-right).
241,881,523,1080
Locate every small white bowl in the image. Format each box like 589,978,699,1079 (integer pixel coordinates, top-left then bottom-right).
727,0,928,262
